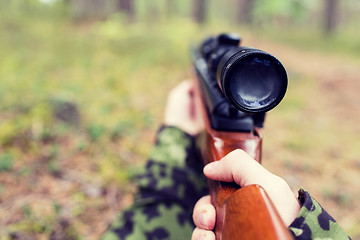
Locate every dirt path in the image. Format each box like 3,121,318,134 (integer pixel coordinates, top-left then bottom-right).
257,40,360,123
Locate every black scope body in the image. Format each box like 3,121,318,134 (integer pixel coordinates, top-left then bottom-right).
200,33,288,113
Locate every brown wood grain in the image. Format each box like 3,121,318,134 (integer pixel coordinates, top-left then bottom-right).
194,76,293,239
199,125,293,240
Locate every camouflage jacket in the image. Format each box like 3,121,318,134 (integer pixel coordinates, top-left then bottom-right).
102,126,350,240
289,189,350,239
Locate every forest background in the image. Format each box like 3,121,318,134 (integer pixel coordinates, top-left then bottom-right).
0,0,360,239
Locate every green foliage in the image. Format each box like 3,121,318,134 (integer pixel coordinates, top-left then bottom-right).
253,0,313,22
48,154,60,175
87,124,106,142
322,188,351,205
52,201,62,215
253,25,360,58
1,1,360,239
0,8,206,238
22,204,33,218
0,153,13,172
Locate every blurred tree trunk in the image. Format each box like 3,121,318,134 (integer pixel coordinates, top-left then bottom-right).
149,3,159,21
193,0,206,23
324,0,339,35
118,0,135,22
237,0,255,24
70,0,106,19
166,0,177,18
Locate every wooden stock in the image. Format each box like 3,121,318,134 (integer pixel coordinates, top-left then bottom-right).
194,78,294,239
221,185,293,240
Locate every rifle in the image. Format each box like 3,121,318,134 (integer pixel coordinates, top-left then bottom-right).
192,33,294,240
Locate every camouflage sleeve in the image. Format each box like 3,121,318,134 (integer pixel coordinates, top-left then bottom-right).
101,126,208,240
289,188,351,240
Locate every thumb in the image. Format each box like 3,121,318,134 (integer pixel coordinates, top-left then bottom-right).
203,149,300,226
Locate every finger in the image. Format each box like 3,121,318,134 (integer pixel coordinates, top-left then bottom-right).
191,228,215,240
164,80,192,123
192,196,215,230
203,149,272,187
203,150,300,226
170,80,193,95
188,83,197,120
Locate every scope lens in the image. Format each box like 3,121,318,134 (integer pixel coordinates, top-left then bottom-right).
221,52,287,112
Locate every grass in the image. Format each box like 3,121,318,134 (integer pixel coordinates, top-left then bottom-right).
256,24,360,60
0,9,202,239
1,5,360,239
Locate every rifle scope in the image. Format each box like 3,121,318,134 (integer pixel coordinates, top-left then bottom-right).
201,33,287,113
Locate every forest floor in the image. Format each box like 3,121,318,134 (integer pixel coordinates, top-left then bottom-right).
257,38,360,237
0,17,359,240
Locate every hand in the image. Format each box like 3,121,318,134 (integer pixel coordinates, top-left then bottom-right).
164,80,204,136
191,149,300,240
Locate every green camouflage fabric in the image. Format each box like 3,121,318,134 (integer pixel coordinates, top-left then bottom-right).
289,189,351,240
102,126,208,240
102,126,350,240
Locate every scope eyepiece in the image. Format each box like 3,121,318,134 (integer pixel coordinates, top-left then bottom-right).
201,33,288,113
217,47,287,113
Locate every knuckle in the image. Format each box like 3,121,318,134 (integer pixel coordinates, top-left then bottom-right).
223,149,245,163
231,149,246,156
